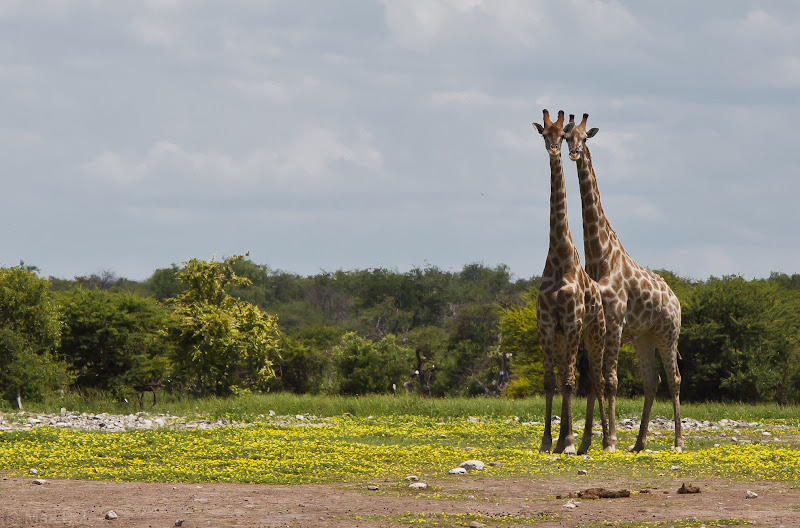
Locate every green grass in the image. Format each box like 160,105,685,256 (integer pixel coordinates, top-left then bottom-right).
6,392,800,424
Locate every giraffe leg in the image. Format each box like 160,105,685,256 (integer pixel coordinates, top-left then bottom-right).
633,333,659,452
539,332,557,453
659,339,683,452
603,324,622,453
555,327,579,455
579,320,606,455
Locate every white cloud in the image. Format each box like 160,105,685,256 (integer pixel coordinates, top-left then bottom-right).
231,79,290,102
494,128,533,152
130,16,177,47
83,128,383,198
430,90,524,108
278,128,383,179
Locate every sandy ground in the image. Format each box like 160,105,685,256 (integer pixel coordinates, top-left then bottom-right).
1,474,798,527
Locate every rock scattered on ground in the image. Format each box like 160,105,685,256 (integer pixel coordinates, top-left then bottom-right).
468,521,485,528
104,510,118,520
678,483,701,494
32,479,46,485
460,460,485,471
577,469,588,475
563,498,578,508
404,475,419,481
448,467,467,475
366,485,379,491
409,482,428,490
746,490,758,499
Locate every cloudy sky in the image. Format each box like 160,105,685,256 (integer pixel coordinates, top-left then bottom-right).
2,1,799,281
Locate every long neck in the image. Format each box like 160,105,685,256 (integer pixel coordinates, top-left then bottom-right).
547,153,578,264
575,145,621,277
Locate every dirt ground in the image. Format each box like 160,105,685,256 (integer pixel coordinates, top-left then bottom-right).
1,474,798,527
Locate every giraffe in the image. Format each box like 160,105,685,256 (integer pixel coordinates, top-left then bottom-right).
532,109,608,455
564,113,683,453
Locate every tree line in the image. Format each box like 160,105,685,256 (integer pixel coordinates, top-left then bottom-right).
1,257,799,406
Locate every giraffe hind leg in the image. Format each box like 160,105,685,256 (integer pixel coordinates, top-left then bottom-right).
659,340,683,452
633,333,659,452
578,321,606,455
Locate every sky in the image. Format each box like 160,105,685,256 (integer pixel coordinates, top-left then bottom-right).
1,1,799,282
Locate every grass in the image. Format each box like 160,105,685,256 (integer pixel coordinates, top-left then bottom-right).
6,392,800,424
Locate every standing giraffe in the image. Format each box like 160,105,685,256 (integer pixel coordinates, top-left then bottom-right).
564,113,683,453
532,109,608,455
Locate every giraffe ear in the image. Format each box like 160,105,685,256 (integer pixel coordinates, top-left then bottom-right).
532,122,544,134
586,127,599,138
563,122,575,134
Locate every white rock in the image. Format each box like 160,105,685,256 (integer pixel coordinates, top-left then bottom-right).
29,468,38,475
409,482,428,490
460,460,485,471
367,485,379,491
32,479,46,485
745,490,758,499
563,499,578,508
469,521,485,528
404,475,419,481
670,465,680,471
449,467,467,475
105,510,118,520
577,469,588,475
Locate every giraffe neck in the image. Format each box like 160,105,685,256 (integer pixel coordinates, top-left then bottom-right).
547,153,578,265
575,145,622,278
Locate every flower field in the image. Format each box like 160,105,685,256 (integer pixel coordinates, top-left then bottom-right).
1,414,799,485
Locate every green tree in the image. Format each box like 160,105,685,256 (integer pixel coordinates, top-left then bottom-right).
167,255,280,395
680,276,799,402
499,292,543,397
275,325,344,394
332,333,414,395
0,267,71,406
58,287,173,395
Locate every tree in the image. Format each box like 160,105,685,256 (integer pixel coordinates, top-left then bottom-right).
679,276,800,402
167,255,280,395
499,292,543,397
332,333,414,395
0,267,71,406
58,287,173,395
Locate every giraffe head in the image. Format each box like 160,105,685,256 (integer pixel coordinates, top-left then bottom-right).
532,109,566,156
563,113,599,161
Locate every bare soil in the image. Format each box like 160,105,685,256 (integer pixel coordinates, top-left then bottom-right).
1,474,798,527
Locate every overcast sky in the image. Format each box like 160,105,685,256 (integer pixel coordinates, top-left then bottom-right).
1,1,799,281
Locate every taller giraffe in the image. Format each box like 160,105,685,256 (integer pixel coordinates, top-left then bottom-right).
532,109,608,455
564,113,683,452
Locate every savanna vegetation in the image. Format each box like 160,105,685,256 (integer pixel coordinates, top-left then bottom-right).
1,256,799,408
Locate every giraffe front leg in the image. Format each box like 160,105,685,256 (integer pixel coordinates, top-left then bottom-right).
539,335,557,453
555,330,578,455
